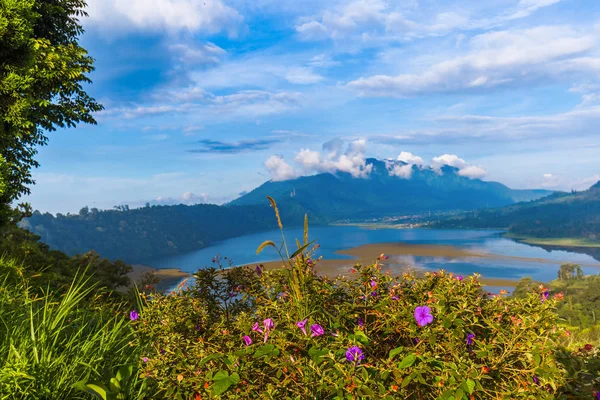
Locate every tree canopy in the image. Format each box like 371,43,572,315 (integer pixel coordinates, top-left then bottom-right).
0,0,101,225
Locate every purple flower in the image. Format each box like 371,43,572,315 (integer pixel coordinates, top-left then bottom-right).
391,295,400,300
242,335,252,346
129,310,139,321
310,324,324,337
596,392,600,400
541,290,549,302
370,291,377,297
370,280,377,287
160,349,166,355
357,317,364,327
255,265,263,276
252,322,263,334
307,259,313,265
345,346,365,364
533,376,540,386
466,333,475,346
414,306,434,327
413,338,420,344
456,275,464,281
142,357,148,363
296,318,308,335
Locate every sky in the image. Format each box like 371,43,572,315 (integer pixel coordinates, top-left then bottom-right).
25,0,600,214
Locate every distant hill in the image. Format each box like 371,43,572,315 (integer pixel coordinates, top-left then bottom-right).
434,181,600,242
229,158,553,220
20,203,320,262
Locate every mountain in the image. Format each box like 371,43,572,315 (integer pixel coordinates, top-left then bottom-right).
434,181,600,242
229,158,553,220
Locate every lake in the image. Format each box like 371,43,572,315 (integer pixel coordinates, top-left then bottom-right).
143,226,600,290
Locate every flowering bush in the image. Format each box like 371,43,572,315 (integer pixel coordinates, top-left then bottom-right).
132,207,570,399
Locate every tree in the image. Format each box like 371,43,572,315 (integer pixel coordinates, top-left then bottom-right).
0,0,101,226
558,263,584,281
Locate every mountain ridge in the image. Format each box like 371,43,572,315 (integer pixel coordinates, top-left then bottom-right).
229,158,554,220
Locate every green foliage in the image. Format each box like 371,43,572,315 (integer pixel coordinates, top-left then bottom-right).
75,364,152,400
20,203,322,262
0,0,102,225
435,182,600,243
557,263,584,281
134,260,566,399
0,221,132,291
0,256,138,399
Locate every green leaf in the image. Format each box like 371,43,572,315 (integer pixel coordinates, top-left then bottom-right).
116,365,133,381
401,372,416,388
388,346,404,360
290,241,315,259
465,379,475,395
455,388,465,399
78,383,109,400
212,371,236,396
353,330,370,345
199,353,223,365
398,354,417,369
109,377,121,393
308,346,328,362
254,344,279,358
256,240,277,255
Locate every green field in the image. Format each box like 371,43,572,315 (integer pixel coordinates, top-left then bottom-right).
504,233,600,248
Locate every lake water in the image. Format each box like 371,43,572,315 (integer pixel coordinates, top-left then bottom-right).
144,227,600,288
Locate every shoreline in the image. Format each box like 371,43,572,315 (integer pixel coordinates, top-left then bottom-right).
130,240,600,291
129,264,191,287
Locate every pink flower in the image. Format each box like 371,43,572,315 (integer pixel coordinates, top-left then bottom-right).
242,336,252,346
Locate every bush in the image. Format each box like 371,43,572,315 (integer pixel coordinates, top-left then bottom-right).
134,212,567,399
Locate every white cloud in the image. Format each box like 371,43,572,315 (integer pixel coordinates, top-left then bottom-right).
105,89,304,121
295,0,563,42
86,0,244,36
457,165,487,179
265,155,297,181
396,151,424,166
388,163,415,179
294,138,373,178
347,25,597,97
431,154,487,179
169,42,226,66
284,67,325,84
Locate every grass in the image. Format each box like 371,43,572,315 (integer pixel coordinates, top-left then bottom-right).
0,256,138,399
504,233,600,248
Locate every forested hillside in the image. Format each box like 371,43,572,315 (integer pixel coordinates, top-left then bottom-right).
435,181,600,241
21,203,323,262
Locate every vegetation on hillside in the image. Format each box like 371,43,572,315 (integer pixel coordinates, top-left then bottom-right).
435,182,600,243
20,203,324,262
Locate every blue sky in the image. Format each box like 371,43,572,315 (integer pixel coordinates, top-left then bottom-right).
26,0,600,213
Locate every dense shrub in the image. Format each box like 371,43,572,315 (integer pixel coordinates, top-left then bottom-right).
134,234,567,398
